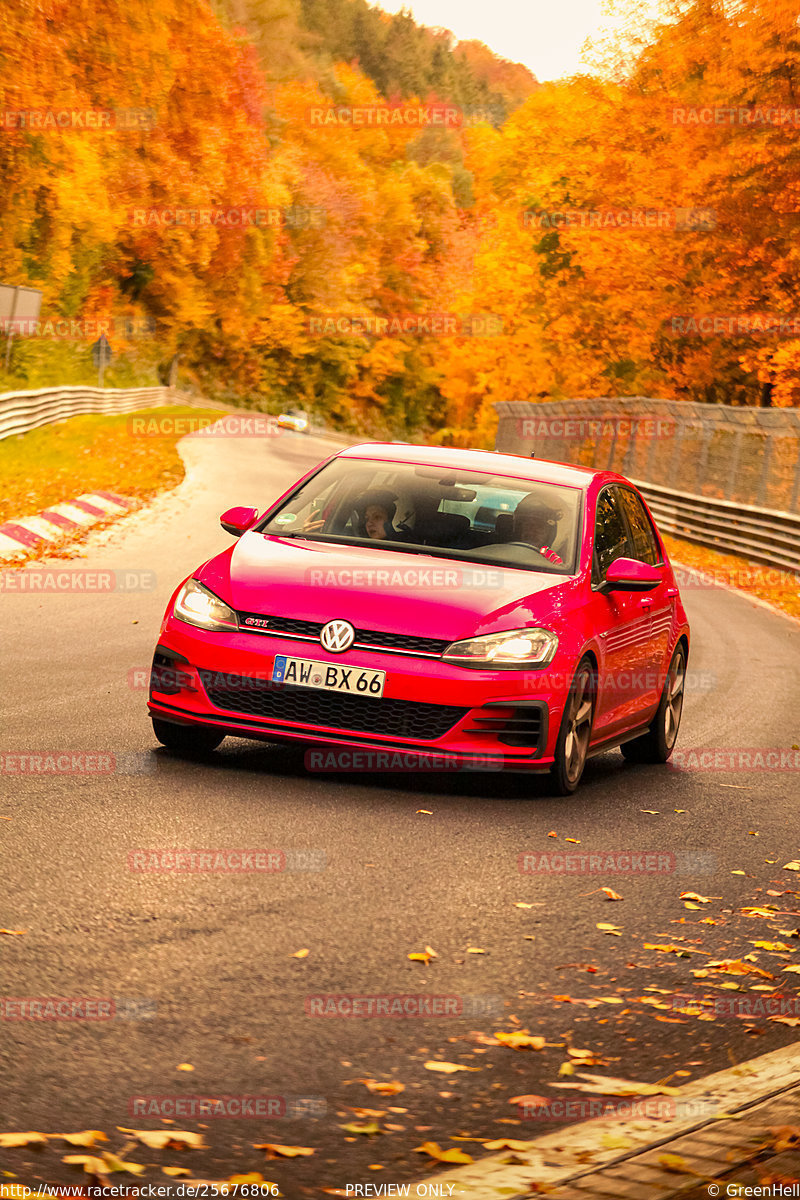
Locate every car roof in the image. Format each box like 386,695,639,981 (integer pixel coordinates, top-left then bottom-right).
337,442,598,488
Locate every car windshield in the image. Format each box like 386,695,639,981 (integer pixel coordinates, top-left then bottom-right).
259,458,582,573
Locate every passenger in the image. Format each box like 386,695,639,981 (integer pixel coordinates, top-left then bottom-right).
512,492,564,565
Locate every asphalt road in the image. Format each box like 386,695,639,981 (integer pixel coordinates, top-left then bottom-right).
2,429,800,1194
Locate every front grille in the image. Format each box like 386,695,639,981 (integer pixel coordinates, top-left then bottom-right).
198,670,467,740
465,703,546,751
238,612,448,657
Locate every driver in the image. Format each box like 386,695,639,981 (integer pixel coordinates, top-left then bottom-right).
356,489,412,541
512,492,564,564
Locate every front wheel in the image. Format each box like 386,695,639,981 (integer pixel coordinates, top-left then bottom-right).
152,717,224,756
549,657,596,796
620,643,686,764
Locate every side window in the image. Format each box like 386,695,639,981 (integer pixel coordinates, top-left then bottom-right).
618,488,660,565
593,488,630,584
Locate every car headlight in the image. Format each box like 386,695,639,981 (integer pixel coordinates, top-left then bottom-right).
174,579,239,632
443,627,558,668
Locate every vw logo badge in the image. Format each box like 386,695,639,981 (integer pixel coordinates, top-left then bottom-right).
320,619,355,653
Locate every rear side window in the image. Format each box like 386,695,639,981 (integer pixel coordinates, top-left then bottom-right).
618,488,660,565
593,488,630,583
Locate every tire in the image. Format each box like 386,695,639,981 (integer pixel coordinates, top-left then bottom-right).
549,657,597,796
152,717,224,756
620,643,686,764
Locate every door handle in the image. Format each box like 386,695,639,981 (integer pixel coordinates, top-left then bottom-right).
639,597,653,608
666,587,678,598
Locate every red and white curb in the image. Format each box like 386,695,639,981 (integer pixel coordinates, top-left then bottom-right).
0,492,133,558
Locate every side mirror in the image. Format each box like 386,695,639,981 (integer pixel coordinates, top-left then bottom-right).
220,506,259,537
603,557,662,592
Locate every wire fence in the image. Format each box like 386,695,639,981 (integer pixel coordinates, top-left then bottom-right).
494,397,800,514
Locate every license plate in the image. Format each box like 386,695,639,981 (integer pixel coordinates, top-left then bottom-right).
272,655,386,698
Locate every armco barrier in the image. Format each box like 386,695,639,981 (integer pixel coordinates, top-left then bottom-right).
0,385,221,440
495,398,800,575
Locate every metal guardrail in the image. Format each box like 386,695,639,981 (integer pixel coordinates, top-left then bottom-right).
495,399,800,577
0,385,218,441
632,480,800,575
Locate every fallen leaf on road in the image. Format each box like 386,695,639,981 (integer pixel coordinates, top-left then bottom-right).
408,952,433,965
602,888,623,901
515,902,536,909
52,1133,108,1148
177,1064,194,1072
553,1073,681,1097
741,907,778,917
644,944,695,957
509,1095,549,1108
359,1081,404,1095
680,892,711,903
413,1142,472,1164
706,959,773,978
423,1062,480,1073
640,810,660,815
253,1144,314,1157
751,942,795,952
424,945,438,957
782,862,800,871
493,1030,545,1050
340,1122,382,1136
547,831,557,838
659,1153,687,1172
65,1153,145,1176
770,1017,800,1026
118,1130,206,1150
62,1156,110,1176
601,1132,633,1150
162,1168,192,1177
482,1138,533,1150
291,948,309,959
782,965,800,974
0,1133,47,1147
597,923,622,935
415,810,432,815
558,1062,575,1076
565,838,580,844
0,930,26,936
466,947,486,954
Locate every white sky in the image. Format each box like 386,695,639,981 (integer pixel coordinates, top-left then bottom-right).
378,0,624,81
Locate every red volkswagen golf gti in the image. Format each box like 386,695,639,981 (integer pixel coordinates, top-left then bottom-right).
148,444,690,794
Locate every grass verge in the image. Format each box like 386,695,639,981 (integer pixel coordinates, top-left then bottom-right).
663,532,800,623
0,406,226,527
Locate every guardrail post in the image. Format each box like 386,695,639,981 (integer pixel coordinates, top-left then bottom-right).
756,435,774,507
791,454,800,514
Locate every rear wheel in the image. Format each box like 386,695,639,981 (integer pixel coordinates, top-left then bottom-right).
549,657,596,796
152,718,224,756
620,643,686,764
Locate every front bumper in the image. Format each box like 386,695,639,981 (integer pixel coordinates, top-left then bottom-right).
146,618,570,771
